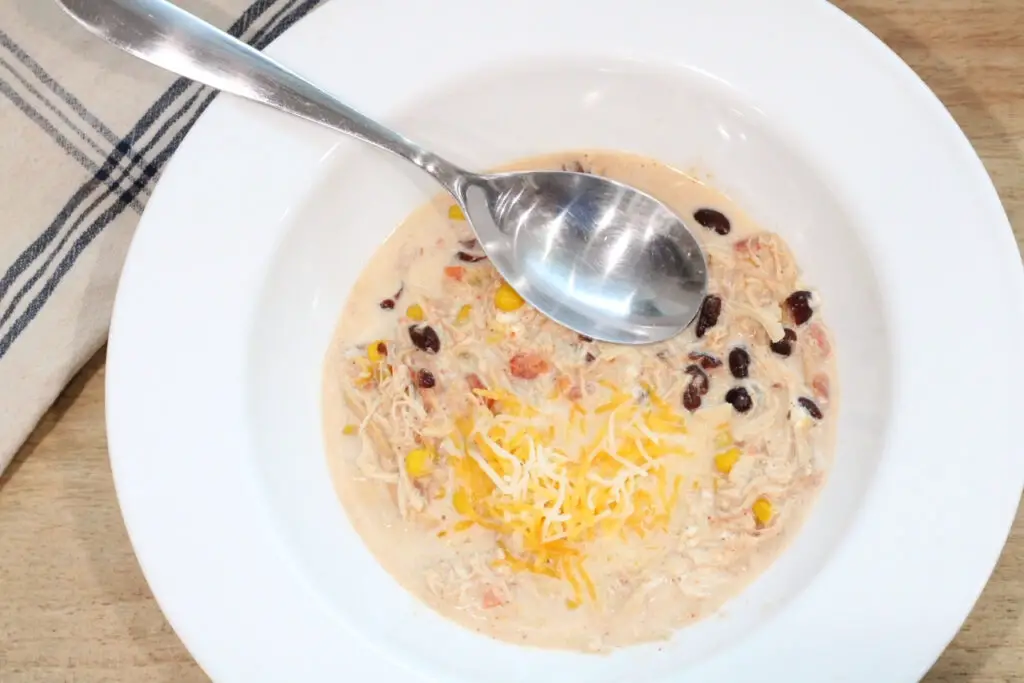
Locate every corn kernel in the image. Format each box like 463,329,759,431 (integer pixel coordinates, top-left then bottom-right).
342,424,358,436
714,430,733,449
752,496,773,525
405,447,432,477
444,265,466,281
453,488,472,515
456,304,472,325
495,282,525,312
406,303,425,321
448,205,465,220
714,447,741,474
367,340,387,362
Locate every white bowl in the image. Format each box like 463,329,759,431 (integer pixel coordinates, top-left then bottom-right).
106,1,1024,681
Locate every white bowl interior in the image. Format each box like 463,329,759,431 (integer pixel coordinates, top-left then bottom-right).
246,59,892,682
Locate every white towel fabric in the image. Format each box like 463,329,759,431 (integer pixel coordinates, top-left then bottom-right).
0,0,329,475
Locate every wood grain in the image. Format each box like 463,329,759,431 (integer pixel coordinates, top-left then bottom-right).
1,1,1021,680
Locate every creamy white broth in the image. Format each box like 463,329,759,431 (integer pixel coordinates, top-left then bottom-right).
323,151,837,652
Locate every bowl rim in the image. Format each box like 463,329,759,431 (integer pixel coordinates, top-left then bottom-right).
106,0,1024,681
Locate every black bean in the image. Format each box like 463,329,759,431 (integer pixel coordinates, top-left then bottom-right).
408,324,441,354
797,397,823,420
682,362,710,413
416,369,436,389
728,348,750,379
374,341,388,357
695,295,722,338
785,291,814,326
578,334,594,343
693,208,731,236
684,364,710,395
725,387,753,413
584,352,596,363
682,384,702,412
687,351,722,369
456,251,487,262
770,328,798,357
379,283,404,310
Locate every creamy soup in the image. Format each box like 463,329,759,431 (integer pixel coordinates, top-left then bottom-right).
322,151,837,652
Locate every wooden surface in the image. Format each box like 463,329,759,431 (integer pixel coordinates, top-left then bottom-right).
1,0,1023,680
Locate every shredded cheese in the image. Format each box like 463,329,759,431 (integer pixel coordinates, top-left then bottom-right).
445,382,692,604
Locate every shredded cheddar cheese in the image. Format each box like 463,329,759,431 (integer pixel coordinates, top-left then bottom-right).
438,382,691,604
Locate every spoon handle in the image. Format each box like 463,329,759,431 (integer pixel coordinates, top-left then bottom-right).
55,0,466,192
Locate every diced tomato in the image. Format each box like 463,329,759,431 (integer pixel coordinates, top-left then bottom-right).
807,323,832,358
444,266,466,281
509,352,550,379
482,587,506,609
812,373,830,403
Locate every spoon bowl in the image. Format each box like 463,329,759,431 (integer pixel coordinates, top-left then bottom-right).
55,0,708,343
461,170,707,343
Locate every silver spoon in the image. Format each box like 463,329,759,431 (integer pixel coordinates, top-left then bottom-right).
56,0,708,344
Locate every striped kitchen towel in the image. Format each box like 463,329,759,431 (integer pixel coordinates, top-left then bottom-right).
0,0,329,475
